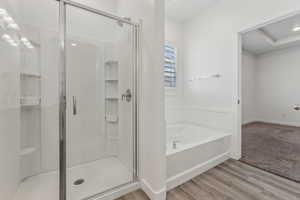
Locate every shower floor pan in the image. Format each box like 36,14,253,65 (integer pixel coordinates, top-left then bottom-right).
14,157,132,200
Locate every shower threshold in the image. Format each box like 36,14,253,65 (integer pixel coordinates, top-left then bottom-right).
14,157,132,200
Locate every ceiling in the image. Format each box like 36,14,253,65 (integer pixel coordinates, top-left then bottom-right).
166,0,220,23
243,14,300,55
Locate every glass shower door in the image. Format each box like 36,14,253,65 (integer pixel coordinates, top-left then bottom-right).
64,3,137,200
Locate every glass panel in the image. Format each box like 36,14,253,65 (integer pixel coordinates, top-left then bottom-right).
0,1,59,200
65,5,135,200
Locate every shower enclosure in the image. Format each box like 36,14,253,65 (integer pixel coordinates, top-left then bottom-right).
0,0,140,200
62,1,140,199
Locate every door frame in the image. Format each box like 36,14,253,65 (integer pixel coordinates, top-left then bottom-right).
58,0,141,199
235,9,300,160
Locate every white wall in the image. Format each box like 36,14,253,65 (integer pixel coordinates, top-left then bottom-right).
242,46,300,126
254,46,300,126
0,34,21,200
165,18,185,125
182,0,300,158
165,12,233,132
165,18,184,106
241,51,256,124
0,1,21,199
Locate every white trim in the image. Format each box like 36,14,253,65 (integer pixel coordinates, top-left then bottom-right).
242,119,258,125
166,105,233,114
257,29,300,47
140,179,166,200
246,119,300,128
236,9,300,161
166,152,230,190
239,10,300,34
165,87,177,96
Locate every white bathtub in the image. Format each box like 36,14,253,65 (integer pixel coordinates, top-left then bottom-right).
166,123,231,190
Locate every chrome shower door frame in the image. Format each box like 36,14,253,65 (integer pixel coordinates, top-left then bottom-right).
58,1,141,199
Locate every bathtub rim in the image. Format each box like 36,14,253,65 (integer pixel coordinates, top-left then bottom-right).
166,132,231,156
166,122,232,156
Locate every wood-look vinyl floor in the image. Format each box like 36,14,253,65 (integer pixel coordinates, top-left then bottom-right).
117,159,300,200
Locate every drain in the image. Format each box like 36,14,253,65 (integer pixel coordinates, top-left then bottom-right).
73,179,85,186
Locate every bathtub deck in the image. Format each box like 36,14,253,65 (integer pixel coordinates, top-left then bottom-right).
118,159,300,200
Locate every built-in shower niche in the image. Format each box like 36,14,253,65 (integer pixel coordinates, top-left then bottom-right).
20,41,42,180
104,59,119,156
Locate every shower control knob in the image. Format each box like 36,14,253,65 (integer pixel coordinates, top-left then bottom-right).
122,89,132,102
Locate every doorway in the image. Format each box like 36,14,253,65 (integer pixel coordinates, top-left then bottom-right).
239,12,300,183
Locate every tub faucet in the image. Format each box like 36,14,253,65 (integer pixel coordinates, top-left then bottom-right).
172,140,180,149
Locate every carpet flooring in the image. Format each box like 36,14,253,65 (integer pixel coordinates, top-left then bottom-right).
241,122,300,182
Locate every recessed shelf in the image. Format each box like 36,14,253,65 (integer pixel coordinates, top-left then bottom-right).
105,97,119,100
105,79,118,81
21,72,41,78
105,60,118,65
20,96,41,106
20,147,36,156
105,115,118,123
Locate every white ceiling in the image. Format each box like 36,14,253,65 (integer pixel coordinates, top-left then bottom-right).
166,0,220,22
243,14,300,55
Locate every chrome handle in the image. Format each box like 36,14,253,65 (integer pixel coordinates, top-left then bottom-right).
294,105,300,111
72,96,77,115
122,89,132,102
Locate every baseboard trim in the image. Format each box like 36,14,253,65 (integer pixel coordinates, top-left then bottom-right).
166,152,230,190
243,120,300,127
257,120,300,128
242,120,258,125
140,179,166,200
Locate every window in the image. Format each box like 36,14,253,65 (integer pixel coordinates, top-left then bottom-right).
164,45,177,88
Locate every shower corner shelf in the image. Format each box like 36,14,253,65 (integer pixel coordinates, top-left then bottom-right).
20,97,41,107
105,97,119,100
105,60,118,65
20,147,36,156
105,79,118,81
21,72,41,78
105,115,119,123
19,40,42,180
104,54,119,157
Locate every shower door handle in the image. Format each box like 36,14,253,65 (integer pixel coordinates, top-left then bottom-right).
73,96,77,115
